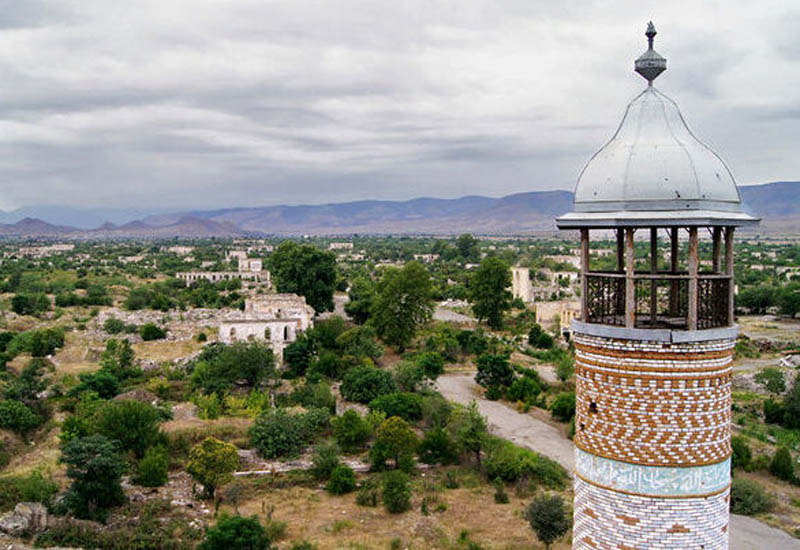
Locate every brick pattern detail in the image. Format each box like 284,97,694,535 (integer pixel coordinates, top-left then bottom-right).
574,477,729,550
573,333,734,467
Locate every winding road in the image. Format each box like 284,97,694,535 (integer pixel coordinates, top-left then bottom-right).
436,373,800,550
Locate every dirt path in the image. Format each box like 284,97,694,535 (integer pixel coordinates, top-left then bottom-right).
436,373,800,550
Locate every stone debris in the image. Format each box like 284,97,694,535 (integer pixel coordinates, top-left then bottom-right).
0,503,48,536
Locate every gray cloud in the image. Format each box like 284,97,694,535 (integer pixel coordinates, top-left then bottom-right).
0,0,798,211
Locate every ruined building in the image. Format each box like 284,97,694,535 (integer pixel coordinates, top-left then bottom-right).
556,24,758,550
219,294,314,359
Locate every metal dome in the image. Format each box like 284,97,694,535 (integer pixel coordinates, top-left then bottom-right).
557,25,759,229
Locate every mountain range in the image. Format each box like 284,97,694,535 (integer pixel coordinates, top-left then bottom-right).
0,181,797,238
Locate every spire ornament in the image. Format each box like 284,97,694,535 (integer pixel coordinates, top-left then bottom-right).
635,21,667,85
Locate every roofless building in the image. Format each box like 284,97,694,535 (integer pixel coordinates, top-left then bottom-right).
556,23,759,550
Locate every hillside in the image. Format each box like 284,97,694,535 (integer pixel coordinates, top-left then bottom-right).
0,181,796,237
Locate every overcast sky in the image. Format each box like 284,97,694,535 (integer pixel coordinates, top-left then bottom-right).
0,0,798,211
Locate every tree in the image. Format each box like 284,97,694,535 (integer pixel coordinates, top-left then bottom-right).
340,365,398,404
187,437,240,499
135,446,169,487
382,470,411,514
524,493,570,550
331,410,371,453
140,323,167,341
345,275,376,325
371,262,433,352
455,234,480,262
283,333,315,378
754,367,786,395
783,376,800,429
449,401,488,467
469,258,512,329
94,399,163,458
100,338,138,380
268,241,337,313
192,342,277,394
770,447,795,482
550,391,576,422
327,464,357,495
474,354,515,390
415,352,445,381
59,435,126,521
375,417,419,468
528,324,554,349
11,293,50,316
199,514,270,550
336,325,384,362
418,427,459,465
249,408,329,459
0,399,41,435
731,436,752,470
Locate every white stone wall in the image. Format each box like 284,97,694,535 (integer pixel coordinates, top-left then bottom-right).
511,266,533,303
574,477,729,550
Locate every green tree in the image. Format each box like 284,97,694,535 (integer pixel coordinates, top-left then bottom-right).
60,435,126,521
415,352,445,381
192,342,277,394
187,437,240,499
11,293,50,316
94,399,163,459
455,234,480,262
345,275,376,325
140,323,166,341
327,464,357,495
474,354,515,390
135,446,169,487
375,417,419,468
731,436,752,470
331,410,371,453
524,493,570,550
0,399,41,435
371,262,433,352
100,338,138,380
468,258,512,329
770,447,795,482
449,401,488,467
754,367,786,395
382,470,411,514
783,376,800,429
550,391,576,422
199,514,270,550
340,365,398,404
268,241,337,313
418,427,459,465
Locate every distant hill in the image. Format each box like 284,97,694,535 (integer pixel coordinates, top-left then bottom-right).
0,181,796,238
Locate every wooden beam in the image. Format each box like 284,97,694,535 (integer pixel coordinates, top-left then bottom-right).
670,227,679,316
625,228,636,328
712,226,722,273
725,226,735,326
650,227,658,324
580,228,590,322
687,227,699,331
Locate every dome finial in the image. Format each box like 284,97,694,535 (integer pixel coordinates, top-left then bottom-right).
635,21,667,85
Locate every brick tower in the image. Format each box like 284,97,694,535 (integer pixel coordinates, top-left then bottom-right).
556,23,759,550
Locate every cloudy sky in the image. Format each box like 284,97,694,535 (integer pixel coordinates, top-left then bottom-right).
0,0,798,211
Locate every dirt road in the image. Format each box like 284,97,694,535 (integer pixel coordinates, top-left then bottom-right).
436,373,800,550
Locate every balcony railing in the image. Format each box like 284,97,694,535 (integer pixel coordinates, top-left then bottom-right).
584,272,730,330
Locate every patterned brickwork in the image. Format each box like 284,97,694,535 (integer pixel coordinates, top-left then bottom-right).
573,333,734,467
574,477,729,550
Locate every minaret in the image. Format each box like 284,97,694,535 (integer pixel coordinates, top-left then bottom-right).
556,23,759,550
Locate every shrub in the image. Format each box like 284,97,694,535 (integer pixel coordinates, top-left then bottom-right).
103,318,126,335
95,399,164,458
290,382,336,413
474,354,514,390
199,514,270,550
420,393,452,429
187,437,239,499
135,446,169,487
140,323,167,341
483,438,568,489
755,367,786,395
340,366,398,404
70,371,120,399
493,478,509,504
327,464,357,495
0,400,40,435
770,447,795,482
730,478,773,515
331,410,371,453
549,392,575,422
356,478,379,507
417,428,459,465
763,398,784,424
528,324,554,350
311,444,340,481
524,493,570,550
369,392,423,421
374,417,418,469
60,435,127,522
197,332,208,343
250,408,329,459
731,436,752,470
415,352,445,380
382,471,411,514
485,385,503,400
394,361,425,393
0,470,59,512
506,376,544,404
